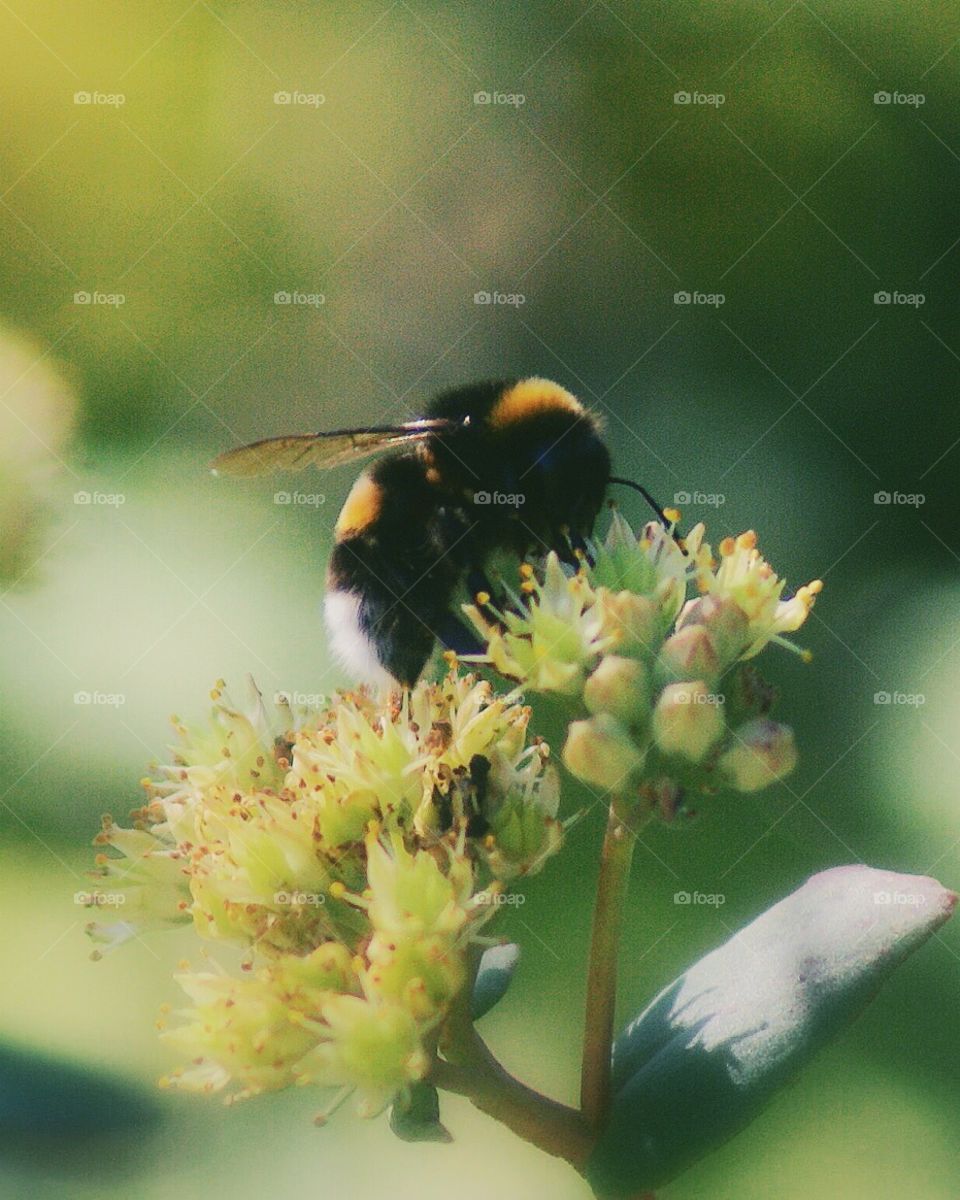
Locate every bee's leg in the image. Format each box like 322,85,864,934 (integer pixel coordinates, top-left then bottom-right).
464,566,514,630
433,610,485,657
559,527,593,567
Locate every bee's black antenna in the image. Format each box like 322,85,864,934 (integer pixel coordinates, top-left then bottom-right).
608,476,675,530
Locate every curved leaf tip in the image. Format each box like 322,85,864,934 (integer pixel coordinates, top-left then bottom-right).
588,865,956,1198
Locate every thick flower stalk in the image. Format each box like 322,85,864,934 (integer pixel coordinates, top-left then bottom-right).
85,674,561,1117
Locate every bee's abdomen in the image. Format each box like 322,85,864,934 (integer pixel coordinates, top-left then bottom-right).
325,454,469,686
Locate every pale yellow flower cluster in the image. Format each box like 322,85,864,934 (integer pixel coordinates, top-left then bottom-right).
86,674,560,1115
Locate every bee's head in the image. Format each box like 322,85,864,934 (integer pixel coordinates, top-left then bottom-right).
482,378,611,544
525,415,611,538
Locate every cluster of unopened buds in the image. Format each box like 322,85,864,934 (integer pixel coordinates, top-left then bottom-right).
83,510,822,1129
465,513,822,819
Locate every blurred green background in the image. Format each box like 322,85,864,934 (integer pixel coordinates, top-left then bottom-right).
1,1,959,1197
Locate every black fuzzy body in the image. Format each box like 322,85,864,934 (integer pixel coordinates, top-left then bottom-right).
327,378,611,685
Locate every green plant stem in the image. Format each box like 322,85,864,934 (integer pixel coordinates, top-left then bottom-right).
431,1041,593,1170
580,795,636,1130
430,800,644,1182
435,967,593,1168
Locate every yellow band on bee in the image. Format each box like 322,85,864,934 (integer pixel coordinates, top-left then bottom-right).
488,377,583,428
334,473,382,539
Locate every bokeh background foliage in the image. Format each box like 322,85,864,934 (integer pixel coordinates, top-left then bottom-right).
1,2,959,1197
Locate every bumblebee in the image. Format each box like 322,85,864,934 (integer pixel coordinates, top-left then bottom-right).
211,376,666,686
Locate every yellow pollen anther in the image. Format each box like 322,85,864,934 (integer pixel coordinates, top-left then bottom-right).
801,649,813,663
808,579,824,595
520,563,534,578
328,881,346,900
663,507,681,523
520,580,536,594
475,591,491,606
719,537,736,557
736,530,757,550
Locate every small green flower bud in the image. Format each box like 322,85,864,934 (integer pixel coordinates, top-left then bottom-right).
366,934,465,1019
562,714,646,791
652,681,724,763
595,588,661,657
486,795,563,879
657,624,721,686
719,719,797,792
305,994,431,1117
584,655,651,726
677,594,750,668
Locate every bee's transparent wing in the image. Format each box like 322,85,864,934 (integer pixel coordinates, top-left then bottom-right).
209,419,460,477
